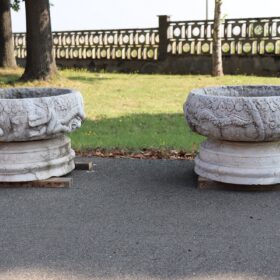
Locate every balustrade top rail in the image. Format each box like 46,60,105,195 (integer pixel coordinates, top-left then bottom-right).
14,16,280,61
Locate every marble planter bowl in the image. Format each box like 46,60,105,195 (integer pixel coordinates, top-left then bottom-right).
184,85,280,185
0,87,85,182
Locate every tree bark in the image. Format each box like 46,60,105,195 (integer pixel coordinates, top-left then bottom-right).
0,0,17,68
212,0,224,76
21,0,57,81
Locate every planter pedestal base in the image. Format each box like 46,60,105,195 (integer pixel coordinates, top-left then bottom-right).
195,139,280,185
0,135,75,182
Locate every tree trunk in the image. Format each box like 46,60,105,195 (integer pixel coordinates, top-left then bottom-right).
212,0,223,76
0,0,17,68
21,0,57,81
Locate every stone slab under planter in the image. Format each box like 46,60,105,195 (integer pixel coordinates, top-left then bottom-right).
184,85,280,186
0,87,85,182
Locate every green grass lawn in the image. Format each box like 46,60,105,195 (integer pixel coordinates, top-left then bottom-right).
1,68,280,152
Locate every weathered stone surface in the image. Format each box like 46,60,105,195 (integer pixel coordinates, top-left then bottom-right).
0,135,75,182
184,85,280,142
184,85,280,185
195,139,280,185
0,87,85,142
0,87,85,182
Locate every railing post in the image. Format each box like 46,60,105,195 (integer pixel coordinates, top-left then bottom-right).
158,15,170,60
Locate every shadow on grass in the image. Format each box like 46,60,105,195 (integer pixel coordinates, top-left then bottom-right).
67,75,112,84
70,112,205,152
0,73,20,85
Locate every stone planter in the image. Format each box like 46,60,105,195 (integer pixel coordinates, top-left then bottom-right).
0,87,85,181
184,85,280,185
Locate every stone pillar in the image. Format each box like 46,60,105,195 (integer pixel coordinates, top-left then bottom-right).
158,15,170,61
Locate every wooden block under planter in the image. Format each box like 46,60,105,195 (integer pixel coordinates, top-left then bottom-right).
74,160,93,171
198,176,280,191
0,177,72,188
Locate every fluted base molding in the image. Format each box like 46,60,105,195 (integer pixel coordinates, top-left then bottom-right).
195,139,280,185
0,135,75,182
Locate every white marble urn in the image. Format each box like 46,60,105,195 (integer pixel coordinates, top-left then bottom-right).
0,87,85,182
184,85,280,185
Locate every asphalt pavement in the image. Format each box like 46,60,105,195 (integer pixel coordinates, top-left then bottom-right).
0,158,279,280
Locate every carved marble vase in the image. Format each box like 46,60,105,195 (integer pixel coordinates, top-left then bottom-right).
184,85,280,185
0,88,85,182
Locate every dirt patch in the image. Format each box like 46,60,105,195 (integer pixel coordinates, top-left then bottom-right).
75,149,195,160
